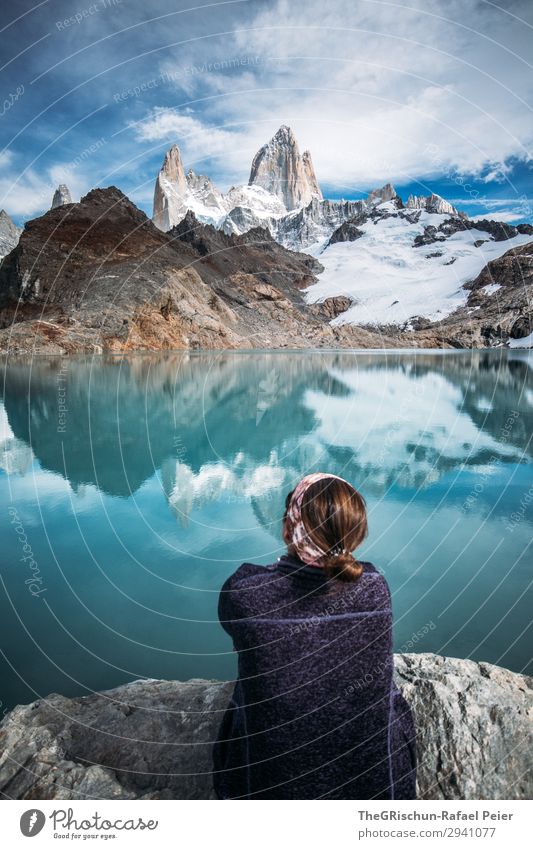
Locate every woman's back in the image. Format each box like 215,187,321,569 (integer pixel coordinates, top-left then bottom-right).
213,555,416,799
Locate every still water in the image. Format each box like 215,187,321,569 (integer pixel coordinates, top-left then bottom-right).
1,349,532,711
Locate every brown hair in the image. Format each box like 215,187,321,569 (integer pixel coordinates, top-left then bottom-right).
283,477,368,582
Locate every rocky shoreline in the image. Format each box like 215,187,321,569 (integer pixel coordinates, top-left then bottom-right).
0,653,531,800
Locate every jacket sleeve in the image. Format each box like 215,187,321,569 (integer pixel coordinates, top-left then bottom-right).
218,573,237,638
217,562,259,637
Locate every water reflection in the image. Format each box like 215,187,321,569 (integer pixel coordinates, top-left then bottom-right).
1,349,532,709
2,350,531,508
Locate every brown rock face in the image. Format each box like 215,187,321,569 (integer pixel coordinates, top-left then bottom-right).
0,187,403,355
248,125,323,210
3,185,528,354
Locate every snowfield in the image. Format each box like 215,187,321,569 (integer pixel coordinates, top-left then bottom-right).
305,204,533,327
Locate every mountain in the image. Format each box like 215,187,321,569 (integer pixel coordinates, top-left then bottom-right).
51,184,72,208
305,200,533,332
0,210,21,259
152,125,324,235
407,193,458,215
248,124,322,210
0,187,403,355
1,185,530,353
149,132,474,262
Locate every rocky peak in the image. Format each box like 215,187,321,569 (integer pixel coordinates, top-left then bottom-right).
0,209,22,258
153,145,188,231
51,184,72,209
160,145,187,190
153,147,229,231
407,193,457,216
301,149,321,198
367,183,398,205
248,125,323,211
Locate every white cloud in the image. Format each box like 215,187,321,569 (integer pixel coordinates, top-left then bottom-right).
0,150,14,170
152,0,533,190
449,197,532,222
132,109,233,150
0,164,89,217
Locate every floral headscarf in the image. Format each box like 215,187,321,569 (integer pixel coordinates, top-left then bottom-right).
285,472,352,566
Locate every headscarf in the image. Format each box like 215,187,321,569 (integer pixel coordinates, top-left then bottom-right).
285,472,352,567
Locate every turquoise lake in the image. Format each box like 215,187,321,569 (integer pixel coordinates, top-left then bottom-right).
1,349,532,712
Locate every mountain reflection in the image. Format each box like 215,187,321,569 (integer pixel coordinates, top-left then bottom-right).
2,351,532,530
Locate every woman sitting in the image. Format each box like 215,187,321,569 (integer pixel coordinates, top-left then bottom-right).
213,472,416,799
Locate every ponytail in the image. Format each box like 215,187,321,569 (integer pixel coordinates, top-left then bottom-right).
323,551,363,583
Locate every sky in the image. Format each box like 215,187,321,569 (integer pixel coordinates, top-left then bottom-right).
0,0,532,225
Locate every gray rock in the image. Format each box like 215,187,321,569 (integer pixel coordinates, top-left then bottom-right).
367,183,398,205
0,653,531,800
407,193,458,216
51,184,72,209
249,125,322,211
396,653,532,800
0,209,21,258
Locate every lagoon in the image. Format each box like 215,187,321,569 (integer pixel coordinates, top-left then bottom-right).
1,349,532,711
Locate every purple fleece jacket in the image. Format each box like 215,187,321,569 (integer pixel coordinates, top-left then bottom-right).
212,554,417,799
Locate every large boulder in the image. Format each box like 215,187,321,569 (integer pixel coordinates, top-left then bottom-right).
0,653,531,800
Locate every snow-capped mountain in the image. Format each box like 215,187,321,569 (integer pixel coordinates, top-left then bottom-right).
151,126,466,251
152,125,326,233
305,201,533,327
150,125,532,333
152,144,229,229
248,124,322,210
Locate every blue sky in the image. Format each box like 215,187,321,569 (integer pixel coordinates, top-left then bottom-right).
0,0,532,225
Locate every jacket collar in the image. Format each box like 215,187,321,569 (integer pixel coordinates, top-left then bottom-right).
275,553,329,582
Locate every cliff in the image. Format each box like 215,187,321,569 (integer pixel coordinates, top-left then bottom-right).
248,125,322,210
0,185,531,354
0,653,531,800
0,187,398,355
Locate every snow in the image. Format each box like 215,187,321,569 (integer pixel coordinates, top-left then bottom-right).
508,331,533,349
305,209,533,326
481,283,501,296
159,174,228,227
224,184,286,219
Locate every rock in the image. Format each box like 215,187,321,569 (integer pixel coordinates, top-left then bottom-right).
327,220,365,245
0,653,530,800
0,209,21,258
413,225,446,247
407,193,458,215
310,295,353,319
275,197,366,249
248,125,323,211
51,184,72,209
367,183,398,205
0,188,400,354
396,654,533,800
510,314,532,339
470,218,531,242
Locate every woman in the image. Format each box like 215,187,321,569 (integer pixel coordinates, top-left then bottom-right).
213,473,416,799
